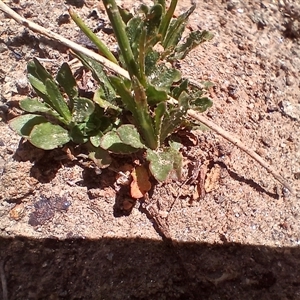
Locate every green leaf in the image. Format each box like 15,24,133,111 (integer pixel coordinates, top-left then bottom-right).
118,5,133,24
146,149,174,181
89,132,104,147
172,30,214,60
19,98,68,125
138,28,147,83
145,50,160,76
27,58,53,83
103,0,140,79
72,97,95,123
74,52,116,102
126,16,144,60
171,78,189,99
154,102,166,146
191,97,213,113
162,4,195,50
145,84,168,105
69,125,88,144
27,59,53,106
85,106,114,135
169,139,182,151
9,114,47,137
159,91,189,143
145,4,163,38
100,131,139,154
45,79,72,124
139,4,149,15
27,74,47,95
109,76,136,113
169,141,182,180
156,0,166,13
88,146,112,168
131,76,157,149
56,62,78,100
29,122,70,150
93,87,121,112
159,0,177,39
147,65,181,94
19,98,58,115
117,124,145,149
111,75,160,149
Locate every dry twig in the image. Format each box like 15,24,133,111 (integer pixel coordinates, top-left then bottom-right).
0,1,294,194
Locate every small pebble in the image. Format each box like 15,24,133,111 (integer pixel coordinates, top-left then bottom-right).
285,75,295,86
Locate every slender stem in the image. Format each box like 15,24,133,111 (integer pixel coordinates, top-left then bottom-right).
159,0,178,40
139,28,146,84
102,0,140,80
132,76,157,149
69,8,118,65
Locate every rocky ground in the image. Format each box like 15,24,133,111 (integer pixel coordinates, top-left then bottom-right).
0,0,300,299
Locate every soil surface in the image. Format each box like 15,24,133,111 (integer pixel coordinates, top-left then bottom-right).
1,0,300,299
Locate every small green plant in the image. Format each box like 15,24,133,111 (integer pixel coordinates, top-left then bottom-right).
9,58,116,165
10,0,213,188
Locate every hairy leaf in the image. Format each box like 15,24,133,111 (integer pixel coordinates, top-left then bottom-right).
89,131,104,147
45,79,72,124
145,50,160,76
146,149,174,181
147,64,181,94
27,74,47,95
93,88,121,112
88,146,112,168
56,62,78,100
126,16,144,60
154,102,166,146
118,5,133,24
110,76,157,149
72,97,95,123
173,30,214,60
169,140,183,180
109,76,136,113
131,77,157,149
27,59,53,106
160,91,189,143
117,124,145,149
27,58,52,83
20,98,58,115
29,123,70,150
145,4,163,38
171,79,189,99
158,0,177,39
74,52,116,102
100,131,138,154
9,114,47,137
104,0,140,79
69,8,118,64
162,4,195,50
145,84,168,105
191,97,213,113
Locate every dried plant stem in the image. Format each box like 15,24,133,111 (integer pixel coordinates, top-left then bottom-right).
187,109,294,194
0,2,129,78
0,1,294,194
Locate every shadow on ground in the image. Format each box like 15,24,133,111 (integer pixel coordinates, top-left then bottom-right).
1,236,300,299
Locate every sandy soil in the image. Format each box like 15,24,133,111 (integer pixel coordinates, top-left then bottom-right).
0,0,300,299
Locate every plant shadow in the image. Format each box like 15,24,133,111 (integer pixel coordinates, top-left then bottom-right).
0,236,299,299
